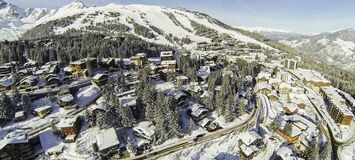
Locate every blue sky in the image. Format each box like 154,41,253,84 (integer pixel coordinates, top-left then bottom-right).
6,0,355,34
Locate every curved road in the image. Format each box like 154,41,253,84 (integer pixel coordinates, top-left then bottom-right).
120,102,261,160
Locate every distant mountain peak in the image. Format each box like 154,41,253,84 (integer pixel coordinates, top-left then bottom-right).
62,0,88,10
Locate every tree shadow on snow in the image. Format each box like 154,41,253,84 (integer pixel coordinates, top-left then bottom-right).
214,152,238,160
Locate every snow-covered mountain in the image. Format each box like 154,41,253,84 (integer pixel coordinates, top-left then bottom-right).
281,28,355,73
0,0,57,40
244,26,355,73
240,26,308,41
0,0,276,52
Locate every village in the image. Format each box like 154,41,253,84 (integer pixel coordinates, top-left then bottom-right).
0,36,354,160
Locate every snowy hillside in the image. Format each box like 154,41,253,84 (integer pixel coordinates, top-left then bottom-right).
0,0,55,41
0,0,275,51
240,26,308,41
281,28,355,73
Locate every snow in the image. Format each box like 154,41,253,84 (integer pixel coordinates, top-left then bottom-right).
96,127,120,152
75,85,101,107
334,38,355,57
39,129,61,152
317,38,329,45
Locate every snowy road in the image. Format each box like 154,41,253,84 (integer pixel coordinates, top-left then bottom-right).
122,103,261,160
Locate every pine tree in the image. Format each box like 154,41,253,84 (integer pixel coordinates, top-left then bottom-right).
237,98,246,117
188,117,195,134
21,94,32,115
116,70,126,92
308,136,319,160
0,92,13,123
144,88,157,122
118,104,135,127
284,123,293,136
84,109,96,127
224,93,236,122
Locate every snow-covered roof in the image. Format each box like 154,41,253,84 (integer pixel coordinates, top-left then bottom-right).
255,82,272,91
321,86,352,116
176,75,188,80
239,131,262,146
15,111,25,118
0,130,29,150
57,116,79,128
96,128,120,151
276,146,296,160
279,82,292,89
283,102,298,113
133,121,156,140
119,95,137,107
39,129,61,152
92,73,107,80
239,142,259,157
160,51,173,57
59,94,75,102
256,71,271,80
292,68,330,84
34,105,52,112
197,66,211,79
189,103,209,118
161,60,176,65
0,78,12,87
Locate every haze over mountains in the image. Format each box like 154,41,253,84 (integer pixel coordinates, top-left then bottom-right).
244,27,355,73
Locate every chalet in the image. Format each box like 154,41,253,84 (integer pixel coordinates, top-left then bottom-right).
92,74,109,86
160,51,174,61
96,128,121,158
69,58,97,76
282,103,298,115
279,82,292,95
197,117,222,132
267,91,278,102
276,122,302,143
19,75,38,90
255,82,272,95
165,89,188,106
24,61,37,68
187,103,209,122
18,69,32,77
14,111,27,122
0,78,12,91
57,116,81,142
268,78,281,90
149,63,160,75
99,58,117,70
59,94,77,109
36,62,60,76
288,93,309,109
161,60,176,70
39,129,63,158
284,59,299,70
292,69,331,88
176,75,189,85
238,131,263,160
133,121,156,141
0,130,35,160
197,66,210,82
130,53,147,68
119,96,138,118
45,74,61,86
256,72,271,83
34,106,52,118
0,65,12,75
276,146,297,160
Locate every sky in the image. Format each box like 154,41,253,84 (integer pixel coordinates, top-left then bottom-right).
6,0,355,34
